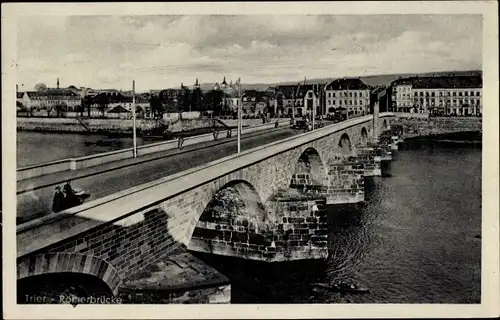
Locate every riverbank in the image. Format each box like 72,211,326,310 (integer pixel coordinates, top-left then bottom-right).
17,117,275,137
404,130,482,145
17,117,215,136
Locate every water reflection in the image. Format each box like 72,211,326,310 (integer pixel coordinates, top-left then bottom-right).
192,141,481,304
17,131,145,167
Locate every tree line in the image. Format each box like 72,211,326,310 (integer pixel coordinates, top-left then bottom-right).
150,87,232,119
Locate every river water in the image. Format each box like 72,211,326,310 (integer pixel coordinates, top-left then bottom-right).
16,132,146,167
195,140,482,304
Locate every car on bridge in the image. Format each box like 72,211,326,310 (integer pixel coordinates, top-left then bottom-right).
290,118,307,130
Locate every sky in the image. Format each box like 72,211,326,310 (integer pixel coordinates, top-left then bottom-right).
16,14,482,92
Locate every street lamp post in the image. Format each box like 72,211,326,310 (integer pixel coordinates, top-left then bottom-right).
237,78,242,154
132,80,137,158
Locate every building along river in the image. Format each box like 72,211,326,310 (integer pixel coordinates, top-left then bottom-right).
194,139,482,304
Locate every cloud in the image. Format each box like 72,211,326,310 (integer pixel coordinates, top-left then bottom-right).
16,14,482,91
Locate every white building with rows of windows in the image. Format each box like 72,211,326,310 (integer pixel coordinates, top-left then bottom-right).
390,76,482,116
324,78,370,117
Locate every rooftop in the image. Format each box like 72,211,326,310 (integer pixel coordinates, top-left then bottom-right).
275,83,325,99
325,78,369,91
25,88,80,99
391,75,483,89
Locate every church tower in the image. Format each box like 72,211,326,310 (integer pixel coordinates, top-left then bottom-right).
57,77,60,89
194,78,200,89
221,76,227,90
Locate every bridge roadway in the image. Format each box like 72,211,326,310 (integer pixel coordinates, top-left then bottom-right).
17,126,303,224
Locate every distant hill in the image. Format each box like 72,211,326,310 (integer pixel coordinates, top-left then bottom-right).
174,70,482,91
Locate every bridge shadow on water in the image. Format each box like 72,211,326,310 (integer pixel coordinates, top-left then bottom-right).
190,251,329,304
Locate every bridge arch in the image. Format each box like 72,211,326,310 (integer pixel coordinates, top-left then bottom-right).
187,180,271,253
338,133,352,156
17,253,121,299
290,147,328,190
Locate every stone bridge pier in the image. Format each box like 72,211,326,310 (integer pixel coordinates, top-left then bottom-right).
187,116,400,262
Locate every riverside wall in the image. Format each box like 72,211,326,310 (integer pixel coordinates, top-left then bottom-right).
395,116,482,139
17,117,282,135
16,117,219,135
17,117,162,134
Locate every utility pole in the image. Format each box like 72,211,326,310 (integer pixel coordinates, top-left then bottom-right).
132,80,137,158
346,84,349,120
386,90,389,113
312,90,316,131
237,78,242,154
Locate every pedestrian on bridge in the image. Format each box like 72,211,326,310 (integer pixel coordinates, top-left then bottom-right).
63,180,77,209
52,186,65,213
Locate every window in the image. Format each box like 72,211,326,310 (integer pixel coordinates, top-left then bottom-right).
465,92,468,96
359,92,363,97
476,92,480,96
328,93,331,97
431,92,435,97
415,92,418,96
354,100,357,105
332,100,335,105
349,92,352,97
354,92,358,98
453,92,456,96
420,92,423,96
345,100,348,105
333,92,336,97
328,100,331,105
339,100,342,105
459,92,462,97
359,100,362,105
349,100,352,105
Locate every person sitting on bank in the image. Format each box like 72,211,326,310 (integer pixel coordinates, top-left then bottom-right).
52,186,65,213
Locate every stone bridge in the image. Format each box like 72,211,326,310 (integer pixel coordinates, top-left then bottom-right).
17,112,399,297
